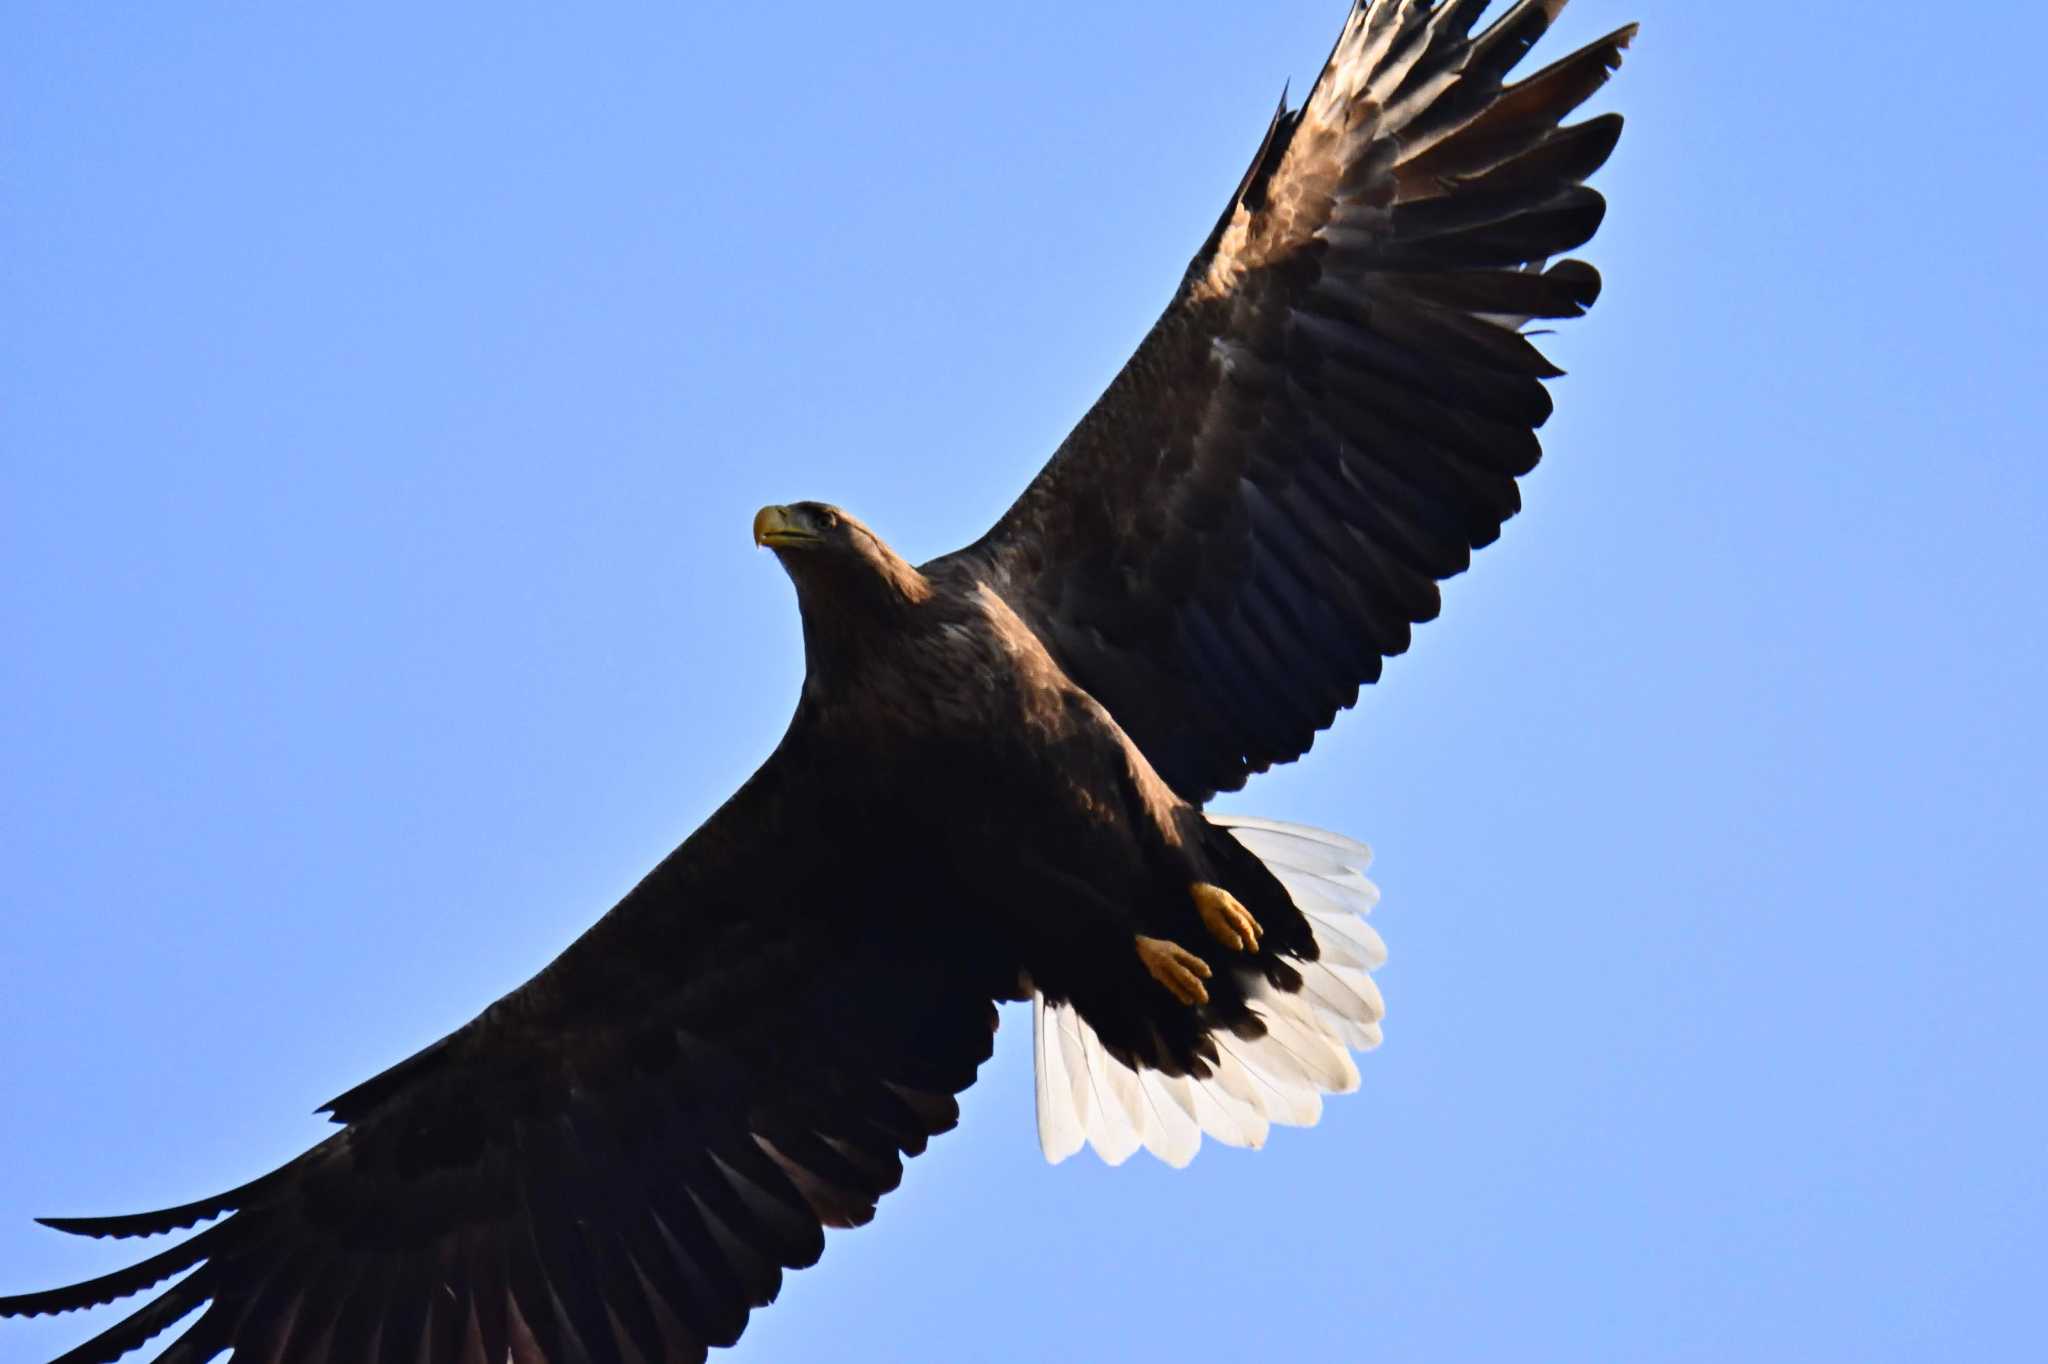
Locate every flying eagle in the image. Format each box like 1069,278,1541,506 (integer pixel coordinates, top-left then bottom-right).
3,2,1633,1360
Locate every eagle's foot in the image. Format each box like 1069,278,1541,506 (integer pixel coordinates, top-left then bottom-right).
1136,935,1211,1006
1190,882,1261,953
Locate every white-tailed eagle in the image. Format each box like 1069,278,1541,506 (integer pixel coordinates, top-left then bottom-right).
3,3,1633,1360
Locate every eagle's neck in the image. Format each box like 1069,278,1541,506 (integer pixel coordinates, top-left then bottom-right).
793,557,935,693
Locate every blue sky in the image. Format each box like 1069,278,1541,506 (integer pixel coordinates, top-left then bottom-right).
4,3,2044,1361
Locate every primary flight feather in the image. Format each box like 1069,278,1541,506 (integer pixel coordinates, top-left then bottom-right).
2,2,1633,1360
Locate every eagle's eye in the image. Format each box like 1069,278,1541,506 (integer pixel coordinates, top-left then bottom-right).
819,510,841,532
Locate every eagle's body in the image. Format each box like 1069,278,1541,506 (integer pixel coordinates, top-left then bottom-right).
754,508,1323,1078
3,3,1634,1360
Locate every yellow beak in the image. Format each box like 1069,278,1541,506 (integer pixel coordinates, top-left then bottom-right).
753,504,816,549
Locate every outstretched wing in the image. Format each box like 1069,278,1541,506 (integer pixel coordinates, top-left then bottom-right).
1,729,1003,1364
933,0,1635,803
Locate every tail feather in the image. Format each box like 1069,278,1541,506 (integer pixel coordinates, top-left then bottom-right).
1032,816,1382,1166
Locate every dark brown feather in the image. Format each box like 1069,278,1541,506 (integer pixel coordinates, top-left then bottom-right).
937,2,1628,798
3,728,1001,1364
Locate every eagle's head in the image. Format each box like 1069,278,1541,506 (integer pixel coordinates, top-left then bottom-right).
753,502,933,652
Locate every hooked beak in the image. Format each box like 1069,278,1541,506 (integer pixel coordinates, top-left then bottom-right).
753,505,818,549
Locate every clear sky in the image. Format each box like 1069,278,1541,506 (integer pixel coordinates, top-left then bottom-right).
4,3,2044,1361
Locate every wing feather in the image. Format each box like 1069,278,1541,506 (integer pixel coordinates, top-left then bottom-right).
2,731,999,1364
932,0,1633,800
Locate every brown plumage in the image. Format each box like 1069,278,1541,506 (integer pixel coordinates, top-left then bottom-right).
2,3,1633,1360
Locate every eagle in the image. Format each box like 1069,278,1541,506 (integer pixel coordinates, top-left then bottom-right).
3,3,1633,1361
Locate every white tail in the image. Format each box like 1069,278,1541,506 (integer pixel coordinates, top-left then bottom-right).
1033,817,1384,1167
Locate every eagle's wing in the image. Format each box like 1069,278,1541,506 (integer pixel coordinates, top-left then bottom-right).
1,730,1002,1364
932,1,1634,803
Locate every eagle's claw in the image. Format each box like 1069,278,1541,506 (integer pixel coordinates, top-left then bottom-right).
1136,935,1211,1006
1190,882,1262,953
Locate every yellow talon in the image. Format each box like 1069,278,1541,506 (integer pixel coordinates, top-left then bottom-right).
1190,883,1262,953
1136,935,1211,1006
